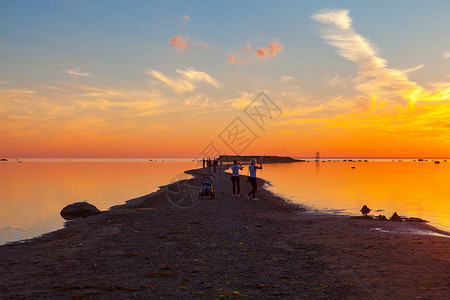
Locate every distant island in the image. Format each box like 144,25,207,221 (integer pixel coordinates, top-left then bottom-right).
218,155,297,163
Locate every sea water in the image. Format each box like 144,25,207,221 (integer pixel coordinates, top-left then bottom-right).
257,159,450,233
2,159,449,245
0,159,197,245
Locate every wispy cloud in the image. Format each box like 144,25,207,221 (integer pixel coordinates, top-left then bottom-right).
0,83,168,144
197,42,207,49
311,9,429,107
280,75,295,83
223,92,254,108
64,68,93,78
278,9,450,141
176,68,220,88
182,14,190,23
150,70,194,93
169,36,189,52
443,51,450,59
149,67,219,93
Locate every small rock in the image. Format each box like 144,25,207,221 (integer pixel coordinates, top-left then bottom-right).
60,201,101,220
390,212,402,222
360,205,371,216
378,215,388,221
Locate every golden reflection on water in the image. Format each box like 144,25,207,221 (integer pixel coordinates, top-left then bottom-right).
260,160,450,232
0,161,197,244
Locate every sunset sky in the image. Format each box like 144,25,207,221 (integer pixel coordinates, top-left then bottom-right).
1,1,450,158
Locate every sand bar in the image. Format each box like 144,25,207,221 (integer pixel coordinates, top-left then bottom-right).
0,166,449,299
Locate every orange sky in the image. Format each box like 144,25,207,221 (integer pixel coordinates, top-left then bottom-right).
1,3,449,158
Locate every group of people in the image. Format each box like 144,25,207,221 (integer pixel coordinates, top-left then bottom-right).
230,159,262,201
201,157,263,200
202,158,219,173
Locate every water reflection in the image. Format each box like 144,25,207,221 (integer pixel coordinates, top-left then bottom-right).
0,160,197,244
259,160,450,232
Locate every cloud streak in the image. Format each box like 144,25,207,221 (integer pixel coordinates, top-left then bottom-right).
0,84,169,147
311,9,446,108
275,9,450,143
64,68,93,78
150,67,219,93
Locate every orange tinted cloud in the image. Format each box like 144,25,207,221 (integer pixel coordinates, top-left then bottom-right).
226,54,238,63
245,43,252,52
255,47,269,57
198,42,207,49
226,41,281,64
268,41,283,56
183,14,190,23
255,41,283,57
225,54,250,64
169,36,189,52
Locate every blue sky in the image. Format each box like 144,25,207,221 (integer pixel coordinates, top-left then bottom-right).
2,0,448,86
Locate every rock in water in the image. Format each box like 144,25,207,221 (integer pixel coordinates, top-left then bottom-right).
60,202,101,220
360,205,371,216
390,212,402,222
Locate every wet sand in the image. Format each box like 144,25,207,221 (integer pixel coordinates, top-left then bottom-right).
0,166,449,299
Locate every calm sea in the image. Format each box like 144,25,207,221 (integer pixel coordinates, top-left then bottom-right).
0,159,197,245
257,159,450,233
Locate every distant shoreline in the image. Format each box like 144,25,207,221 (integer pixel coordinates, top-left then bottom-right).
2,156,450,161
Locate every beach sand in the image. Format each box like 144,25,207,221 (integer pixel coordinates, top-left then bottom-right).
0,166,449,299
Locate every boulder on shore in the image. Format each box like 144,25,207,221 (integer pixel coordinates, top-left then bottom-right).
360,205,371,216
60,202,101,220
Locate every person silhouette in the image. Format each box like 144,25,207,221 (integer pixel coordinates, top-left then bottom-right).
246,158,262,200
230,160,243,196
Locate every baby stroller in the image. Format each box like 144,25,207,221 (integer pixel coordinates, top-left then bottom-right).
199,174,215,199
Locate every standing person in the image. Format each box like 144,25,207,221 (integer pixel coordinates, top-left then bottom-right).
202,158,205,169
246,158,262,200
207,158,212,172
213,158,218,173
230,160,243,196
